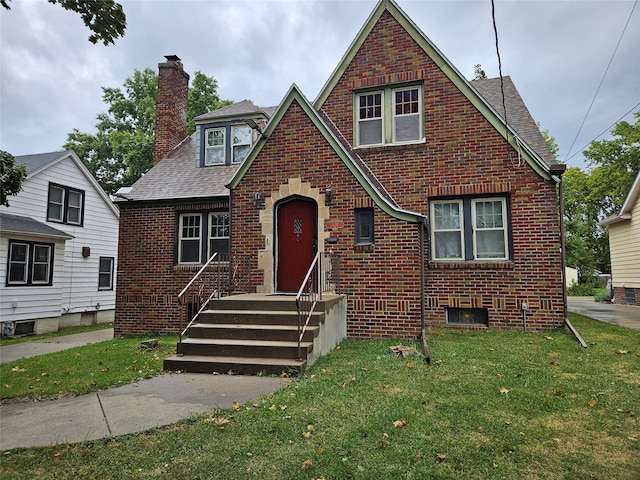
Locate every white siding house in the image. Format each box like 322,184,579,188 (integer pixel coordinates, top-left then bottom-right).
0,151,119,335
600,171,640,306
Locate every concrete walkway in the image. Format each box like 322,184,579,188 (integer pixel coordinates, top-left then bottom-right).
0,330,286,451
567,296,640,330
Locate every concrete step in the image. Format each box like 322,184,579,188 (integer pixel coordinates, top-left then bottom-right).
197,309,324,326
163,354,306,376
177,338,313,359
187,323,320,342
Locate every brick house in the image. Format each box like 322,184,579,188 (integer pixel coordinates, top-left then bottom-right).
115,0,566,339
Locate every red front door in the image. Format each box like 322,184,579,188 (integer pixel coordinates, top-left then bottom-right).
276,198,317,292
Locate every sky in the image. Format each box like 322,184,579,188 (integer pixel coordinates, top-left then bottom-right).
1,0,638,170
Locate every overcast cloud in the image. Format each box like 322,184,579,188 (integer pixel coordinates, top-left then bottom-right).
1,0,638,170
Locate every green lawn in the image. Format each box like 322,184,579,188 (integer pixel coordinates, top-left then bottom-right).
1,314,638,479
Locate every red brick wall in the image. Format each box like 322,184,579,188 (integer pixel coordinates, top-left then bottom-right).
153,58,190,165
233,10,564,335
115,200,227,336
613,287,640,306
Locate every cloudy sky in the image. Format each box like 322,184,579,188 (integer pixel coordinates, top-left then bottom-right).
1,0,638,169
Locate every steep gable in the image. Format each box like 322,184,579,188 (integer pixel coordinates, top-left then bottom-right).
315,0,556,180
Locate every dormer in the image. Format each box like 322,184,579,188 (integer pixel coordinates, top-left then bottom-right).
193,100,276,167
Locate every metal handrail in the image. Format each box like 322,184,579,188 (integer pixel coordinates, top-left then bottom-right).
295,252,337,360
177,252,235,349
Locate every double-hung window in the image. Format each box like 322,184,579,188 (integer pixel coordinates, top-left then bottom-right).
47,183,84,225
356,85,423,147
430,197,509,261
232,126,252,163
178,214,202,264
6,240,54,286
208,213,230,257
205,128,225,165
178,211,230,265
98,257,114,290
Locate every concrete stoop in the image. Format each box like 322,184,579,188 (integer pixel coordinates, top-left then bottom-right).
164,294,346,376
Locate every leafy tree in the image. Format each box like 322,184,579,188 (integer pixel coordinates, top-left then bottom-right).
0,150,28,207
538,123,560,159
1,0,126,45
473,64,487,80
562,112,639,281
64,69,231,195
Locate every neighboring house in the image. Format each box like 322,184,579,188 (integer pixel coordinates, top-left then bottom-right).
0,151,119,336
600,170,640,306
115,0,566,338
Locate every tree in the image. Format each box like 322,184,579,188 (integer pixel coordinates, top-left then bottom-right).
0,150,28,207
64,69,231,195
1,0,126,45
562,112,639,281
473,64,487,80
538,123,560,159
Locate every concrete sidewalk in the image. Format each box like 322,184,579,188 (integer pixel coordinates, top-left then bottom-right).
567,296,640,330
0,328,115,363
0,329,286,450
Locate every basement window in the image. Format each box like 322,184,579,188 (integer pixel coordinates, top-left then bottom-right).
446,308,488,326
624,288,636,305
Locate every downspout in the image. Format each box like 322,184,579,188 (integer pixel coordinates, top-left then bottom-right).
556,172,587,348
419,218,430,363
228,188,233,294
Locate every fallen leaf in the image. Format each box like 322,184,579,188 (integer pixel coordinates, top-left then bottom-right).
588,399,597,408
302,431,312,438
232,401,241,411
406,361,413,369
11,367,25,373
301,459,313,470
499,387,510,394
361,366,369,371
307,424,315,432
227,370,234,375
393,420,407,428
317,448,325,454
436,453,446,461
545,336,554,341
206,416,230,429
615,350,629,355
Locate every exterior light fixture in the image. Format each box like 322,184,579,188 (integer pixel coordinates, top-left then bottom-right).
245,118,267,139
255,191,264,208
325,185,333,204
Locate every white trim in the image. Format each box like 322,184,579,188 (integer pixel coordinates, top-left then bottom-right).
355,90,384,146
471,198,508,260
204,127,226,165
231,125,252,163
391,85,423,144
430,199,464,260
178,213,202,265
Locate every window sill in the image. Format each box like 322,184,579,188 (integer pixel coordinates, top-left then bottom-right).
354,138,426,152
429,261,513,269
354,244,374,253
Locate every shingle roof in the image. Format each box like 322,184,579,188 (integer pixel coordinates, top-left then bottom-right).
118,135,237,202
0,212,73,239
472,77,558,167
14,151,71,175
194,100,277,122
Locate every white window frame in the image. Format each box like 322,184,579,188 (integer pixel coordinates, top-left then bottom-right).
231,125,252,163
208,212,230,258
47,185,65,222
66,190,83,225
471,198,508,260
7,241,53,286
178,214,202,264
205,127,226,165
7,241,29,285
98,256,114,290
47,183,84,225
356,90,384,146
355,84,424,147
430,200,464,260
392,86,422,144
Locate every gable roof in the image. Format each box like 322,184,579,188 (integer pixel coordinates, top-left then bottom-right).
116,135,236,202
229,84,425,224
0,212,73,240
600,170,640,226
14,150,119,218
194,99,277,123
314,0,562,180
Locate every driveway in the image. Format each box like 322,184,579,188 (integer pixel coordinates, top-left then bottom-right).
567,296,640,330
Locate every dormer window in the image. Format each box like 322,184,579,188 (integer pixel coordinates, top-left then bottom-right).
205,128,225,165
232,125,252,163
201,124,255,166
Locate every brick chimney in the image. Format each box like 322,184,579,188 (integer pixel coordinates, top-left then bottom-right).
153,55,190,164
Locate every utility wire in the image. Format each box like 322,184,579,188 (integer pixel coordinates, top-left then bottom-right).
491,0,508,135
565,101,640,163
564,0,638,162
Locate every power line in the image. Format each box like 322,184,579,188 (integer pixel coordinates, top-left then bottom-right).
563,0,638,162
565,102,640,163
490,0,508,135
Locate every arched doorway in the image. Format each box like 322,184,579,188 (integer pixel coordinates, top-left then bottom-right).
275,197,317,292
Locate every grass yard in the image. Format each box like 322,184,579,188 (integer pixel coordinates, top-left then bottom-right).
1,313,638,479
